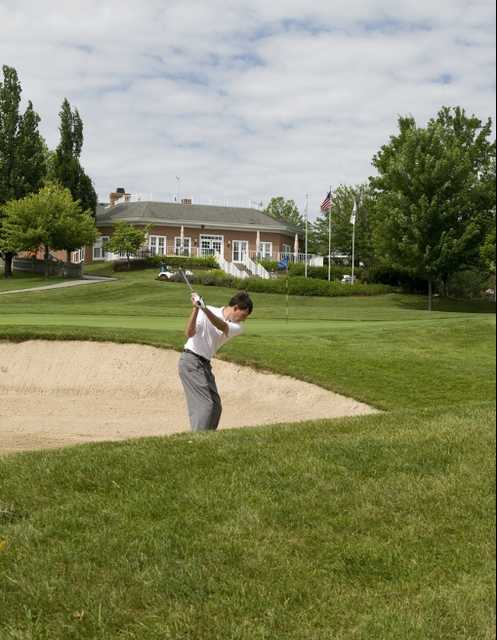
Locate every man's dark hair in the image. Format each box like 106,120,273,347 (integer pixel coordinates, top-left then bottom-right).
229,291,253,314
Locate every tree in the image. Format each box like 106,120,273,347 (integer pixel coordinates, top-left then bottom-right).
313,183,376,267
105,222,150,270
1,183,97,278
481,227,496,274
50,99,97,216
265,197,306,232
0,66,47,277
371,107,496,309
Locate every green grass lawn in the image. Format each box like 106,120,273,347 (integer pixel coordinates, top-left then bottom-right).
0,268,495,639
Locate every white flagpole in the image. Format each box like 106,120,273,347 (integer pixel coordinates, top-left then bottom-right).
305,193,309,279
351,200,357,285
328,187,332,282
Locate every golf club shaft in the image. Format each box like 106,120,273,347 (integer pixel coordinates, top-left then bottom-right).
179,269,194,293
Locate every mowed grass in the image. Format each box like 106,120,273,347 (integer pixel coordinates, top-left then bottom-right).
0,269,495,410
0,267,495,639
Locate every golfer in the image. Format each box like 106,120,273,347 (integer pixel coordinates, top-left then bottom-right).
179,291,253,432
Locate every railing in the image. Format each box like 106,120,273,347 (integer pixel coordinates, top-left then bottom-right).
248,251,325,267
241,254,270,279
215,252,249,279
94,244,327,270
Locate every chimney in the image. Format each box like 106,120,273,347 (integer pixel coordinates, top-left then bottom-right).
109,187,131,207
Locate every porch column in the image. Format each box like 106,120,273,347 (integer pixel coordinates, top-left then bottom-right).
294,233,299,262
180,225,185,256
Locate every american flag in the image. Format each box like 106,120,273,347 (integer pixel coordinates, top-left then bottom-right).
321,191,332,212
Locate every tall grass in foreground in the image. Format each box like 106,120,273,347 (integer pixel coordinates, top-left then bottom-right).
0,406,495,639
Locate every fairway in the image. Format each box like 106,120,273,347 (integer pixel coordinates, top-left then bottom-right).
0,270,495,639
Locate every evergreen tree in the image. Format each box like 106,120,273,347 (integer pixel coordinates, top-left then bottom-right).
51,99,97,216
0,66,47,277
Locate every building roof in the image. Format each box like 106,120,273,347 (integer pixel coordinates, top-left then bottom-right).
96,201,300,237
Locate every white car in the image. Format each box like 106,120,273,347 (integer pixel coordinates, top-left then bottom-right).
341,275,356,284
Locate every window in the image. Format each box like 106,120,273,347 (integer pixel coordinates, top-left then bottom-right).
93,236,110,261
259,242,273,259
282,244,292,257
149,236,167,256
71,248,85,264
175,237,192,257
200,235,224,258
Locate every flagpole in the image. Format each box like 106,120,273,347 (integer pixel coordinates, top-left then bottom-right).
351,199,358,285
328,186,332,282
305,193,309,279
286,263,289,324
351,219,356,285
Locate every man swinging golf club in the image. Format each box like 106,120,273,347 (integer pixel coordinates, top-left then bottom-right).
178,276,253,432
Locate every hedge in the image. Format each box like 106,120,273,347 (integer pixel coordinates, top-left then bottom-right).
258,260,364,282
113,256,218,272
165,270,395,297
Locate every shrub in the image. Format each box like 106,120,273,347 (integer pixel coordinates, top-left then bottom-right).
447,270,491,299
258,260,364,282
193,272,394,298
365,265,428,293
288,264,365,281
113,256,218,272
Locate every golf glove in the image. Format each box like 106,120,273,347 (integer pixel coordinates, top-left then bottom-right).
192,293,206,309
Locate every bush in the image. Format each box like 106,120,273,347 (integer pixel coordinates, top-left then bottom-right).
365,265,428,293
447,270,492,299
113,256,218,272
193,272,394,298
258,260,364,282
288,263,365,281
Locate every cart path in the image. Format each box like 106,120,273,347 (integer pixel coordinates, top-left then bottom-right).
0,275,116,295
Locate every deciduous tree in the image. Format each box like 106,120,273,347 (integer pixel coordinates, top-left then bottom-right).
105,221,150,270
371,107,496,309
1,183,97,278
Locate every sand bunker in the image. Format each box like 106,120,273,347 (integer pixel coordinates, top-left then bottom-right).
0,341,377,454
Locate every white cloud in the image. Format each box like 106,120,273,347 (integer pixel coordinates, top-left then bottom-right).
0,0,495,217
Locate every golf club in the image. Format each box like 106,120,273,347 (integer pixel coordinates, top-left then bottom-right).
178,268,194,293
178,269,205,309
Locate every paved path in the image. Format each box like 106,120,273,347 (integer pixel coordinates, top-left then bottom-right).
0,275,116,295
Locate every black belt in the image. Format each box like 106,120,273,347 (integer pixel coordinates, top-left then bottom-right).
183,349,211,366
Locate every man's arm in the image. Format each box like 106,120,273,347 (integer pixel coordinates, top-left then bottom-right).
202,306,229,336
185,306,200,338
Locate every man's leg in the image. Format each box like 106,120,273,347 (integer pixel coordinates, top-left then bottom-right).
179,353,222,432
205,366,222,430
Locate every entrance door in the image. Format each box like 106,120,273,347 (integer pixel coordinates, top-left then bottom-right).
233,240,249,263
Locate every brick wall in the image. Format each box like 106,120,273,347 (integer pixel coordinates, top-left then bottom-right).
88,225,299,263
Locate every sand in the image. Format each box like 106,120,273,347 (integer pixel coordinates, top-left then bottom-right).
0,341,378,454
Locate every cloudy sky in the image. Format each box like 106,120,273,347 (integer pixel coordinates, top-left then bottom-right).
1,0,495,218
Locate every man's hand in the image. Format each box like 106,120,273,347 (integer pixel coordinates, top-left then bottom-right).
191,292,206,310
